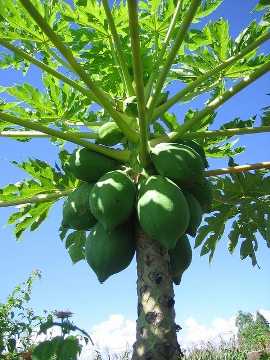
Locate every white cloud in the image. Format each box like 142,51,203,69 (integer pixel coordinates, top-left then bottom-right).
79,314,136,360
259,309,270,322
79,309,270,359
178,315,238,350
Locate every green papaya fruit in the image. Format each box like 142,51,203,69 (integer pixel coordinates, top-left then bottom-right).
89,171,136,231
156,91,169,107
137,175,190,250
61,183,97,230
182,189,203,237
151,142,206,186
123,96,138,118
175,139,209,168
169,233,192,285
96,122,124,146
63,148,121,183
85,220,135,283
183,178,213,213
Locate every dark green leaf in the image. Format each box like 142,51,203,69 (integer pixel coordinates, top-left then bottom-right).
32,336,62,360
64,231,86,264
58,336,81,360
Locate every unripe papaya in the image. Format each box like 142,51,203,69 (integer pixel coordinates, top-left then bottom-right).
175,139,209,168
85,220,135,283
96,122,124,146
137,175,190,250
156,91,169,107
63,148,121,183
123,96,138,118
169,233,192,285
182,190,203,237
89,171,136,231
151,143,206,186
183,178,213,213
61,183,97,231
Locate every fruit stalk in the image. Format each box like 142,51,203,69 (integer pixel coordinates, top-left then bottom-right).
132,222,182,360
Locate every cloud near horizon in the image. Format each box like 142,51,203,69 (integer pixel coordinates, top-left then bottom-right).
79,309,270,359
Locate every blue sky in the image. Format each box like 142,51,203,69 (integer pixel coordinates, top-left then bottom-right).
0,0,269,357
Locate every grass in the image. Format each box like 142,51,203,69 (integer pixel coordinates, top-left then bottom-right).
90,338,270,360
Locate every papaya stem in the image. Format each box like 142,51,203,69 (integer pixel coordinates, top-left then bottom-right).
150,60,270,146
0,112,132,163
146,0,202,126
17,0,139,143
127,0,150,167
205,162,270,177
102,0,135,97
0,190,73,208
153,32,270,121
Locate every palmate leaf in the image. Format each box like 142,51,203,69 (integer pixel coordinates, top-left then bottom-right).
1,77,93,128
196,163,270,265
0,152,78,240
261,105,270,126
6,201,55,240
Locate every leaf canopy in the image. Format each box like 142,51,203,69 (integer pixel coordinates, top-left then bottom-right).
0,0,269,265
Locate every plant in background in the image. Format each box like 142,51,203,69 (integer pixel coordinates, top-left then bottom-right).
235,310,270,352
31,309,93,360
0,0,270,358
0,270,41,359
0,271,93,360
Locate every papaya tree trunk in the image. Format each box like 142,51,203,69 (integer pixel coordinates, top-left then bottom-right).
132,221,183,360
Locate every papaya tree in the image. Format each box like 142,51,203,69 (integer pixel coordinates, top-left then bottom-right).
0,0,270,358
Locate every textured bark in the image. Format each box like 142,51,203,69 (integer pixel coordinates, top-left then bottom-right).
132,223,183,360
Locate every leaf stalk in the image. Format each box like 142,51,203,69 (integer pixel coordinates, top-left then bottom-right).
18,0,139,143
150,60,270,146
127,0,150,167
146,0,202,124
205,162,270,177
0,112,132,162
145,0,183,101
153,32,270,121
0,190,73,208
102,0,135,97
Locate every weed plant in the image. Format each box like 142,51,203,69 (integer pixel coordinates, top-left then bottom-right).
183,339,249,360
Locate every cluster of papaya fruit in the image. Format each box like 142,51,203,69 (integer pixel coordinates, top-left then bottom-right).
62,148,136,283
138,140,212,284
61,138,212,285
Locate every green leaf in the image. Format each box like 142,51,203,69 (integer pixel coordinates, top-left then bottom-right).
252,0,270,12
58,336,81,360
195,201,237,261
197,168,270,265
32,336,62,360
260,105,270,126
206,139,245,158
63,231,86,264
0,156,78,240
